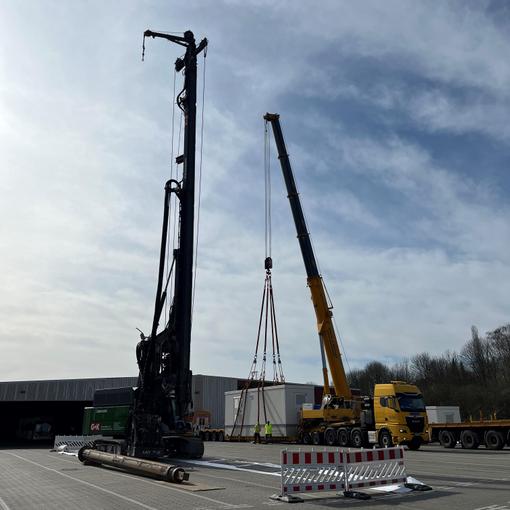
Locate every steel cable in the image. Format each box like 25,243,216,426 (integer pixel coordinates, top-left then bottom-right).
192,48,207,321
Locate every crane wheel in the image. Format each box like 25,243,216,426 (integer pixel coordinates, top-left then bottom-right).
217,431,224,442
351,428,363,448
485,430,504,450
439,430,456,449
324,428,337,446
337,428,349,447
460,430,479,449
302,432,312,445
311,431,322,445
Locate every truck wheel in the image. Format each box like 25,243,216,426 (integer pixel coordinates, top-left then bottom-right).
302,432,312,445
485,430,504,450
312,431,322,445
324,428,337,446
337,428,349,447
439,430,456,449
460,430,479,449
351,428,363,448
378,430,393,448
407,437,422,451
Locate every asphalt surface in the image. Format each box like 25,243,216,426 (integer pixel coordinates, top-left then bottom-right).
0,442,508,510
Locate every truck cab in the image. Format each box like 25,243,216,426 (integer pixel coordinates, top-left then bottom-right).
373,381,428,450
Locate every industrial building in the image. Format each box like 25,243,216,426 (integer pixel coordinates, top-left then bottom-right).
0,374,243,441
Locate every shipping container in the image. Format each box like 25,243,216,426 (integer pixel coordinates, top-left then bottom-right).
224,384,315,439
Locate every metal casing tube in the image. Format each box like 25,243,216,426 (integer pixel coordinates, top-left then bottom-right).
78,447,188,483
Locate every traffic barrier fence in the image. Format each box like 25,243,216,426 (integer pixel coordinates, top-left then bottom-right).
53,435,103,453
344,447,406,492
272,446,407,502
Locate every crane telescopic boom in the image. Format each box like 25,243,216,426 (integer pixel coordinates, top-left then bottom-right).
263,113,351,401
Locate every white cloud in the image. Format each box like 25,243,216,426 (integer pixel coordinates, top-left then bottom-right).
0,0,508,385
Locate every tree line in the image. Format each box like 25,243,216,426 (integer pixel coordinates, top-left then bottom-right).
347,324,510,420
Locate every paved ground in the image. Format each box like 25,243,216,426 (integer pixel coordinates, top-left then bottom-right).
0,443,508,510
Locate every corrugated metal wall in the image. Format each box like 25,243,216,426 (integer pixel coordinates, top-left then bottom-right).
0,374,310,432
0,377,138,402
192,374,239,428
0,374,250,427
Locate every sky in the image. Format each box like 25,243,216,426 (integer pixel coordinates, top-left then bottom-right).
0,0,509,383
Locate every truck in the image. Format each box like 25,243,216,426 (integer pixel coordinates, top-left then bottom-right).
429,418,510,450
80,30,207,461
264,113,429,450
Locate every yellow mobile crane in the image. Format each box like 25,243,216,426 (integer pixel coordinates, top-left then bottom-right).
264,113,428,450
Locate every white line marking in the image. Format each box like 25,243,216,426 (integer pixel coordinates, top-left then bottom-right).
0,496,11,510
406,469,498,482
185,459,280,477
409,457,510,469
473,505,510,510
200,458,281,470
199,471,279,490
4,452,160,510
4,452,238,509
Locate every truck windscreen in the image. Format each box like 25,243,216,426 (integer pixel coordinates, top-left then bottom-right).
397,393,425,412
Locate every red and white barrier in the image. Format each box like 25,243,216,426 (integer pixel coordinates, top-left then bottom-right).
272,447,407,502
344,447,406,491
279,450,347,500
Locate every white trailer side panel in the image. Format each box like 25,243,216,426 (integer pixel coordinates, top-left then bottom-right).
426,406,461,423
224,384,314,438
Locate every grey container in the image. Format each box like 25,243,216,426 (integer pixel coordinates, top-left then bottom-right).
224,384,315,438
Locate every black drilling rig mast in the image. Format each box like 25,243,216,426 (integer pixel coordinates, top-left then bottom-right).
130,29,208,459
82,30,207,461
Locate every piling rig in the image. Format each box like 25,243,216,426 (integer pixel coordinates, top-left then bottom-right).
80,30,207,463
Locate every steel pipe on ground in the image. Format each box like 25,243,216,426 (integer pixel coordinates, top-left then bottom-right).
78,447,189,483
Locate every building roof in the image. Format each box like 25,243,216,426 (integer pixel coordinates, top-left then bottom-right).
0,377,138,402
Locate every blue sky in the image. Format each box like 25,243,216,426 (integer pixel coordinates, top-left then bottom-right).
0,1,509,382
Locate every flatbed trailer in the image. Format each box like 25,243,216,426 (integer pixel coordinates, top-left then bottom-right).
199,428,225,442
198,429,298,443
429,419,510,450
